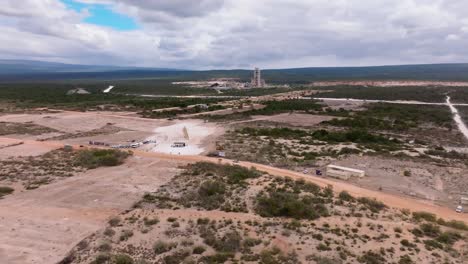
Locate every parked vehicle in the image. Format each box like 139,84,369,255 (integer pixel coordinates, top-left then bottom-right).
456,205,463,213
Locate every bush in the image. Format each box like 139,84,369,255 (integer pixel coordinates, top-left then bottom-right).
163,250,190,264
420,223,441,238
153,240,177,254
192,246,206,255
108,217,121,227
399,255,414,264
338,191,354,202
0,186,14,198
75,149,131,169
412,212,437,222
255,191,328,220
357,197,387,213
143,217,159,226
358,251,386,264
113,254,134,264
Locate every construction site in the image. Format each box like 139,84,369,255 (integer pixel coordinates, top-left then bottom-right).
0,85,467,264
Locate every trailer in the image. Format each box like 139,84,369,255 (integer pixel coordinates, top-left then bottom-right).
326,165,365,180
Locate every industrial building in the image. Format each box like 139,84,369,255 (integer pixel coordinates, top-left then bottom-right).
326,165,365,180
251,67,266,88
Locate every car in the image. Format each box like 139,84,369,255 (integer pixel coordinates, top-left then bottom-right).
456,205,463,213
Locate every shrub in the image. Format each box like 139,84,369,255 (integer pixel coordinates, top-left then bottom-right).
91,254,110,264
255,191,328,220
103,227,115,237
412,212,437,222
338,191,354,202
143,217,159,226
358,251,386,264
420,223,441,238
436,231,462,245
192,246,206,255
424,239,443,250
113,254,134,264
119,230,133,241
399,255,414,264
357,197,387,213
163,250,190,264
153,240,177,254
0,186,14,198
108,217,121,227
199,253,234,263
75,149,131,169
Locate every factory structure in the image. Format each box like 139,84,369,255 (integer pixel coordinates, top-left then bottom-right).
251,67,266,88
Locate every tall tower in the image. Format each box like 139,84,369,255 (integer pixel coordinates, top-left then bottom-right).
251,68,264,88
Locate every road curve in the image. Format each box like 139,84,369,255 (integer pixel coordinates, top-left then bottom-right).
1,137,466,222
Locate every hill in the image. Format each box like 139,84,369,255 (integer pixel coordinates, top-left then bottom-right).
1,60,468,82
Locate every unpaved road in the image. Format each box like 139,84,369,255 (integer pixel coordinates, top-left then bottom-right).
0,137,466,264
133,150,468,222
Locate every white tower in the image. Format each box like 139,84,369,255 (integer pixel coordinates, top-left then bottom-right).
251,67,265,88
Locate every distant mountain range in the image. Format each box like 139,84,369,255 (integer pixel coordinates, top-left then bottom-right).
0,59,180,74
1,59,468,82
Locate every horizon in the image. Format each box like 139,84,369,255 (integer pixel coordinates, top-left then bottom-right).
1,1,468,69
2,58,468,72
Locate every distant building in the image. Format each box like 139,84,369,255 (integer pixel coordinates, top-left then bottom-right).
326,165,365,180
171,142,186,148
67,88,90,95
251,67,266,88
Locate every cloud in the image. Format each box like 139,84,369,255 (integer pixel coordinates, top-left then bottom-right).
0,0,468,69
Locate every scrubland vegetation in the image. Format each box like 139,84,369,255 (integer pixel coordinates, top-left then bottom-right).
0,148,131,191
67,162,468,264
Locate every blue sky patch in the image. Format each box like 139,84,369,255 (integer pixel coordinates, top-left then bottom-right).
61,0,139,31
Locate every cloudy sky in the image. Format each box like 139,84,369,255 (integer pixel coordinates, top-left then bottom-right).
1,0,468,69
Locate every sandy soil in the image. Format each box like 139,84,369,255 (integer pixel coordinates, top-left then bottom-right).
248,113,337,127
0,137,59,158
142,120,221,155
0,111,171,133
323,155,468,207
0,156,184,264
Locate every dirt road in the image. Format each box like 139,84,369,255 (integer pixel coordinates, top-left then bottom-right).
2,136,466,222
133,150,468,222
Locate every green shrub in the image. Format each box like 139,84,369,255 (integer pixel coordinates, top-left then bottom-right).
113,254,133,264
358,251,386,264
153,240,177,254
192,246,206,255
412,212,437,222
357,197,387,213
338,191,354,202
420,223,441,238
255,191,328,220
399,255,414,264
143,217,159,226
0,186,14,197
163,250,190,264
75,149,131,169
108,217,121,227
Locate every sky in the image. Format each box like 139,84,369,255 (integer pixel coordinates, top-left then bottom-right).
1,0,468,69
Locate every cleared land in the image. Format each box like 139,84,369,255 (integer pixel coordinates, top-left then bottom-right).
1,85,468,263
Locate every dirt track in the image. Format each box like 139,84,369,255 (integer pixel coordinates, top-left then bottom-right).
133,150,468,222
0,136,466,264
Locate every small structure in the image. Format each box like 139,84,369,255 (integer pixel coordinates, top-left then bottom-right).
67,88,90,95
461,196,468,205
171,142,186,148
251,67,266,88
326,165,365,180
